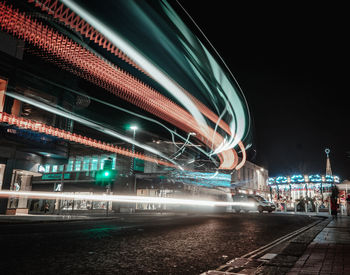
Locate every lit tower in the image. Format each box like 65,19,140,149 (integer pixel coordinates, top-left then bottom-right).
325,148,332,176
320,148,332,204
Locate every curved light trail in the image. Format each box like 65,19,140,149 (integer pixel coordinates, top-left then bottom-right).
61,0,209,135
0,110,177,168
60,0,249,163
0,1,251,171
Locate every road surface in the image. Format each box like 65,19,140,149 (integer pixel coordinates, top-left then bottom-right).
0,213,319,274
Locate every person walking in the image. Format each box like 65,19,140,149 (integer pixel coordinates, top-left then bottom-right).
346,194,350,216
330,196,338,219
44,202,49,214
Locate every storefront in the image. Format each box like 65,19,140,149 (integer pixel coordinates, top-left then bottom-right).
29,156,118,214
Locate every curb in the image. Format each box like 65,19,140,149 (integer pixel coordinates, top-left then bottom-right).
201,217,331,275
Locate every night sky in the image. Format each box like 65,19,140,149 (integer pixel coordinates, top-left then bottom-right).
177,2,349,179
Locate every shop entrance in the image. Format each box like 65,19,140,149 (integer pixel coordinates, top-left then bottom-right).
7,169,41,214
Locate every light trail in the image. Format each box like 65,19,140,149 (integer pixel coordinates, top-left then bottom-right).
0,110,176,167
5,91,181,168
56,0,247,164
0,191,255,208
175,0,252,150
1,1,250,170
61,0,208,136
18,72,218,166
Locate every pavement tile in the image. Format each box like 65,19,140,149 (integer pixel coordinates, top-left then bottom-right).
288,217,350,275
288,267,301,272
293,262,304,268
299,270,319,275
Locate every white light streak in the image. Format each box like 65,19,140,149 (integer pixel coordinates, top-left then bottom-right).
0,191,254,208
62,0,208,135
6,91,181,169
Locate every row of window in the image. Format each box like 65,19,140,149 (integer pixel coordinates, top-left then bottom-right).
39,154,117,173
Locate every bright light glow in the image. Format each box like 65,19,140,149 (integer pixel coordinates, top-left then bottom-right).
4,92,180,168
268,174,340,185
60,0,249,167
62,0,208,135
0,191,254,208
208,171,219,179
130,126,138,131
0,1,250,171
104,171,110,177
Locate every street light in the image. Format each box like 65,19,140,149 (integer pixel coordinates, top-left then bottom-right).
129,125,138,177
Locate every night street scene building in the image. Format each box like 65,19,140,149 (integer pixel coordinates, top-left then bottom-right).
1,1,350,275
0,0,257,215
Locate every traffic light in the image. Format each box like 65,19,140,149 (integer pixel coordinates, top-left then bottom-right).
95,158,116,186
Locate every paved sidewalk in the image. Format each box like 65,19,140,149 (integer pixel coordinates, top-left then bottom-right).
287,216,350,275
277,211,330,218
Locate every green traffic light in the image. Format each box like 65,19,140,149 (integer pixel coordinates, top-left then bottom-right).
104,171,110,177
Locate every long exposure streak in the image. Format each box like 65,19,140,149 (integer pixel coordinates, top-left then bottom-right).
23,0,248,170
0,191,255,208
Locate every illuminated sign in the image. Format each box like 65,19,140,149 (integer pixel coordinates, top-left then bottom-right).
42,173,70,180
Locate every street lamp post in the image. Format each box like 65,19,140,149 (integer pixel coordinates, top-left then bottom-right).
129,126,138,177
129,125,138,212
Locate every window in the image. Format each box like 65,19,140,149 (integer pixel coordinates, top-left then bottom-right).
52,165,58,172
83,157,90,171
58,165,64,172
66,159,74,172
74,160,81,171
112,156,116,170
99,158,105,170
44,164,50,173
91,156,98,171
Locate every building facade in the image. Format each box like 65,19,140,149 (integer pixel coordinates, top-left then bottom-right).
231,160,270,199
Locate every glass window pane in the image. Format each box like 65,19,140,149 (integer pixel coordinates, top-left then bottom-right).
75,160,81,171
52,165,58,172
67,160,74,172
100,157,106,170
112,156,116,170
58,165,64,172
44,164,50,173
91,156,98,171
83,157,90,171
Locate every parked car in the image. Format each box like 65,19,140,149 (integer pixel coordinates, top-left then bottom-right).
232,194,276,213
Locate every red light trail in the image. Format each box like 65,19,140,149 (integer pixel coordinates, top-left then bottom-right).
0,1,245,170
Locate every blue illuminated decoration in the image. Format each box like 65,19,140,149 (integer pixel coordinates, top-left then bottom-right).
309,174,322,183
276,176,288,184
290,175,305,183
268,174,340,186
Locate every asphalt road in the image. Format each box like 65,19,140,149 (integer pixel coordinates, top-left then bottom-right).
0,213,319,274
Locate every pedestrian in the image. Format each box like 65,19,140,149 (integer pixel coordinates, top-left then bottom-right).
346,194,350,216
44,203,49,214
330,197,338,219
